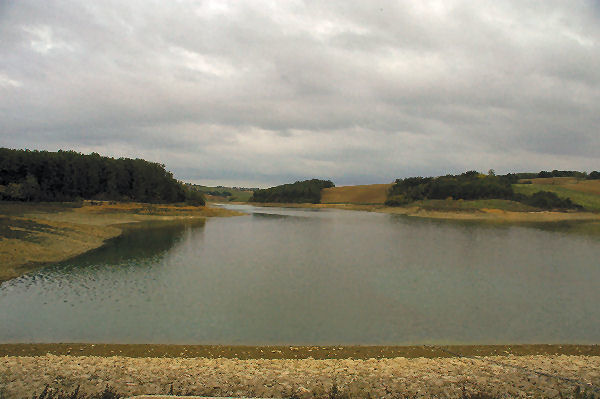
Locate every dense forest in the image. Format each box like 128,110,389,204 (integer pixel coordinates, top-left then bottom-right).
0,148,204,204
387,171,514,203
250,179,334,203
386,171,581,210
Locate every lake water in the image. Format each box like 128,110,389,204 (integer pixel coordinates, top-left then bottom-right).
1,204,600,345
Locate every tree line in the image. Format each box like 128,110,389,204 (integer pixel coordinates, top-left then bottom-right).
535,170,600,179
250,179,334,203
493,170,600,180
0,148,204,205
385,171,582,210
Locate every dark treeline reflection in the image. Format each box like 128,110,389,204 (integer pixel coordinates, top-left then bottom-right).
56,220,205,268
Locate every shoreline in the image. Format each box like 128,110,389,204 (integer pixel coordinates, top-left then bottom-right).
244,201,600,223
0,201,244,283
1,343,599,359
3,199,599,282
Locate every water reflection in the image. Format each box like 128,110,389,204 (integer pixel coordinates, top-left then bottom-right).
61,220,205,268
1,206,599,345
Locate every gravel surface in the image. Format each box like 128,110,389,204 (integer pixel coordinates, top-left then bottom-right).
1,355,599,398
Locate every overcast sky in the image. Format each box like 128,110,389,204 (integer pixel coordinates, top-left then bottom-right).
1,1,599,187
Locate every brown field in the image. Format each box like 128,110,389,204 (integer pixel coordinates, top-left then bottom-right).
560,179,600,195
321,183,393,204
0,201,243,282
526,177,580,185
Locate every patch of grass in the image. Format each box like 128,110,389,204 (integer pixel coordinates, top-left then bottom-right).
566,180,600,196
0,217,57,241
526,178,600,196
409,199,538,212
514,184,600,211
0,201,82,217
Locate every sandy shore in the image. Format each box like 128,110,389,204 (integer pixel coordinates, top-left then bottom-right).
1,353,599,398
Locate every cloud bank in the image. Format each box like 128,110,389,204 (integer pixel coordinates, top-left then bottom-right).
1,1,599,186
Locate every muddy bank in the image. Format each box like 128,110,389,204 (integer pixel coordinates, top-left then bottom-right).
1,344,599,359
1,353,599,398
0,202,243,283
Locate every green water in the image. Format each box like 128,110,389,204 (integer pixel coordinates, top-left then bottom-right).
1,204,599,344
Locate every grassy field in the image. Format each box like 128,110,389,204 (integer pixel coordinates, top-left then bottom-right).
410,198,538,212
0,201,243,282
514,182,600,211
522,177,600,195
321,183,393,204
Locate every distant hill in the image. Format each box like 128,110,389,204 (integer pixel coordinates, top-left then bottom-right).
385,171,600,211
189,184,254,202
250,179,334,203
321,183,393,204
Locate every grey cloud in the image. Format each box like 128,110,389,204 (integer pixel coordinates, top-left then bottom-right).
1,0,599,186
